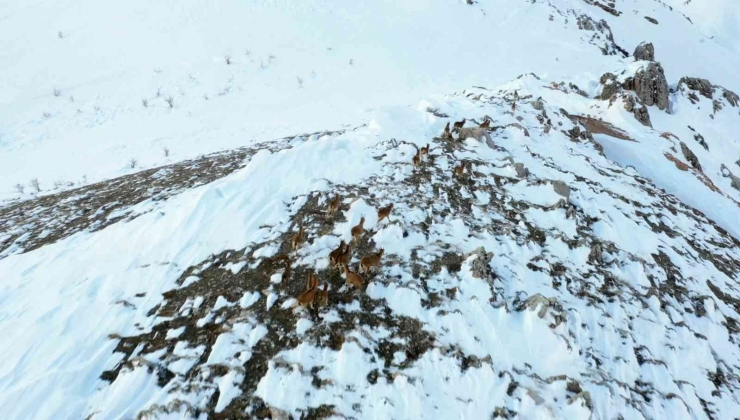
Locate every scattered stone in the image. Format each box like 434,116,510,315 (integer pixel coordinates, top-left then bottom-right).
589,243,604,265
680,142,702,171
465,247,494,282
633,42,655,61
530,97,545,111
599,73,620,99
514,163,530,178
644,16,659,25
552,180,571,200
720,164,740,191
694,133,709,150
621,94,652,127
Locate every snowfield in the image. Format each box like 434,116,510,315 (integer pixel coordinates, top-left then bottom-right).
1,0,740,419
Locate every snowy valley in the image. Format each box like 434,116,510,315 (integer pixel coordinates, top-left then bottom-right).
1,1,740,419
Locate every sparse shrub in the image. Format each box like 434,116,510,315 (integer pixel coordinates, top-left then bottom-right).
69,96,74,103
163,147,170,157
165,96,174,108
260,60,267,70
268,54,276,63
30,178,41,192
142,98,148,107
156,87,162,97
58,31,64,39
297,76,304,88
43,112,52,119
53,181,63,189
244,49,251,56
53,88,61,97
129,158,138,168
14,184,24,194
225,55,232,65
349,59,354,65
203,94,209,100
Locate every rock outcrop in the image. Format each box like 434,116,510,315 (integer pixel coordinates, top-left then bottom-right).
618,93,652,127
680,142,702,171
633,42,655,61
679,77,740,108
628,62,669,111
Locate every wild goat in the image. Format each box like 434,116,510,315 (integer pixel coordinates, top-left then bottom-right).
329,240,347,267
350,217,365,243
291,225,305,249
453,118,466,131
341,264,364,288
296,273,319,308
360,249,384,274
377,204,394,224
327,194,341,215
317,283,329,306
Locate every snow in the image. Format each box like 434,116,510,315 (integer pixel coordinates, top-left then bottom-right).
1,0,740,419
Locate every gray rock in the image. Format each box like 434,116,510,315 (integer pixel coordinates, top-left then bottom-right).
588,243,604,265
577,15,596,31
552,180,570,200
457,127,494,148
465,247,494,282
680,142,701,171
723,89,740,107
633,42,655,61
679,77,715,99
621,94,652,127
514,162,529,178
721,164,740,191
599,73,620,100
694,133,709,150
633,62,669,111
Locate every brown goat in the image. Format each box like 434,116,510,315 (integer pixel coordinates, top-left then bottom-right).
296,273,319,308
328,240,347,267
377,204,394,224
327,194,341,215
341,264,364,288
317,283,329,307
351,217,365,243
360,248,385,274
291,225,305,249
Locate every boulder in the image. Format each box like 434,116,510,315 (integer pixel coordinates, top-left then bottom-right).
514,163,530,178
599,73,620,100
633,42,655,61
552,180,571,200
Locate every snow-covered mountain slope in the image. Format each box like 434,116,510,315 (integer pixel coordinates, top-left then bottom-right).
2,0,740,201
2,1,740,419
3,72,740,418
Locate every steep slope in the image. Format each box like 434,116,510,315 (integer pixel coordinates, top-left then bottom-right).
2,1,740,419
2,75,740,418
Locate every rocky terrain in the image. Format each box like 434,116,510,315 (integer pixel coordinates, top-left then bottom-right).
2,1,740,419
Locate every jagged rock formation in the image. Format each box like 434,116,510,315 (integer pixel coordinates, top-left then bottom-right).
679,76,740,108
628,62,670,111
